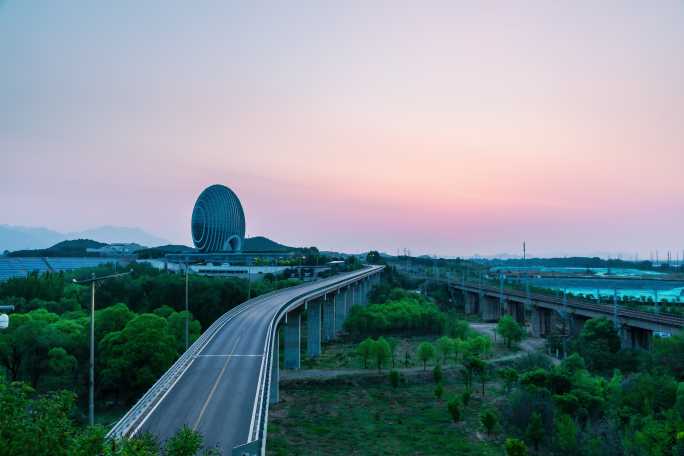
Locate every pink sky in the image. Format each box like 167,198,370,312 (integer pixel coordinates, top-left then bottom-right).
1,2,683,257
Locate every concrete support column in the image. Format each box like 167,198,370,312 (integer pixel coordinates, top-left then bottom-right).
307,299,322,358
530,307,541,337
571,315,586,337
284,308,301,369
481,296,499,322
269,328,279,404
322,296,335,342
335,290,346,333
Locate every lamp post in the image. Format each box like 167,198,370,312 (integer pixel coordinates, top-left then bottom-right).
73,270,132,426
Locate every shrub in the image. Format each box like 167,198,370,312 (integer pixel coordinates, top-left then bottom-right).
505,438,528,456
461,391,471,407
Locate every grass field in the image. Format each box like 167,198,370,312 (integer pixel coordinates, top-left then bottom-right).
266,376,505,455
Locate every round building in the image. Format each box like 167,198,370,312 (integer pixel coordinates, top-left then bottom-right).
191,184,246,252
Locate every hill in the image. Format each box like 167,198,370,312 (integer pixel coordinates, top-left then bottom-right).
0,225,167,252
7,239,108,257
243,236,292,252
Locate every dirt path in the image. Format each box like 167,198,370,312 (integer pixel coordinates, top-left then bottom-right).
469,322,559,365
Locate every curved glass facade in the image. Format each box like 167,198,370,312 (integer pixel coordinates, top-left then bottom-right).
191,184,246,252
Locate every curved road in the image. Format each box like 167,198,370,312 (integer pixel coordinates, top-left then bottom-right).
129,267,381,453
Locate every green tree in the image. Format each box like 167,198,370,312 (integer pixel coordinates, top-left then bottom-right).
435,336,453,364
574,318,621,371
461,390,471,406
435,383,444,400
653,330,684,380
526,412,544,451
356,338,374,369
386,337,399,368
372,337,391,372
365,251,385,265
448,398,461,423
99,313,177,402
417,342,436,371
497,315,525,348
505,438,528,456
165,425,204,456
555,414,579,455
167,310,202,354
498,367,519,393
481,409,498,436
433,363,443,384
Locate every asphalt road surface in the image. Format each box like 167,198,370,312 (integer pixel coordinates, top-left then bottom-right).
135,268,376,453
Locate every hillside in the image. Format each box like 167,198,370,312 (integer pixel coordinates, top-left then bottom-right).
243,236,292,252
7,239,108,257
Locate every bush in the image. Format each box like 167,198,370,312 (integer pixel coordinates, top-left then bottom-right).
461,391,471,407
344,297,446,337
505,438,528,456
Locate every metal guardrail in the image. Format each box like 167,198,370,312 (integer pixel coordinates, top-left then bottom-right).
107,266,384,447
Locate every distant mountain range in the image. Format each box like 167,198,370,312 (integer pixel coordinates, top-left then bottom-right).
0,225,168,252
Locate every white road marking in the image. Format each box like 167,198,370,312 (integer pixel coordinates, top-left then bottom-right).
193,336,242,431
196,354,263,358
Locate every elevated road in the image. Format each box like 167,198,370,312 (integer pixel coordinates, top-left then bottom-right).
451,280,684,335
108,266,383,454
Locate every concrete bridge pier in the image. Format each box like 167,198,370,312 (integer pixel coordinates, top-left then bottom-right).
322,296,335,342
508,301,525,325
269,330,279,404
480,296,500,322
621,325,652,350
307,298,322,358
570,315,587,337
335,289,347,334
284,308,302,369
464,291,478,314
530,306,556,337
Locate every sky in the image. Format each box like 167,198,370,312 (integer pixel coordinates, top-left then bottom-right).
1,1,683,258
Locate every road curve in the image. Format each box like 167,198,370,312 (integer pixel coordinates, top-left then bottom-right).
113,266,382,454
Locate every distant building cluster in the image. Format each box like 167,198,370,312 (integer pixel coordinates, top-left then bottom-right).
86,243,144,256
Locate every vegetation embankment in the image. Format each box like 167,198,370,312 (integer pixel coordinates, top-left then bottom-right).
271,264,684,455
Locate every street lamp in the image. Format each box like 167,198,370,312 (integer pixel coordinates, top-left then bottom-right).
73,270,132,426
182,260,204,351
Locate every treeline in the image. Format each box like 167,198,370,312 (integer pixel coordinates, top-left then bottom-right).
0,262,300,330
0,263,301,413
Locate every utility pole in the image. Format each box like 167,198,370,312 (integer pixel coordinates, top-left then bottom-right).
185,264,190,351
73,270,132,426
